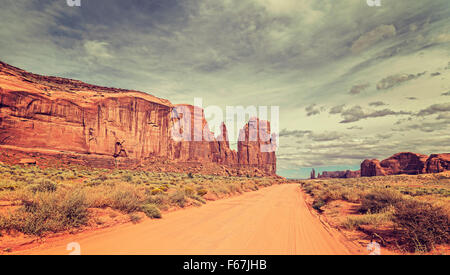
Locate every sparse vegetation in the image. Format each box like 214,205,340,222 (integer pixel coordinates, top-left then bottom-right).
342,206,395,230
0,163,281,238
299,173,450,253
359,189,403,214
142,204,161,219
0,189,88,235
393,200,449,252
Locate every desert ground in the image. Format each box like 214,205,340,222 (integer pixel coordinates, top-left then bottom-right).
299,172,450,254
10,184,363,255
0,163,449,255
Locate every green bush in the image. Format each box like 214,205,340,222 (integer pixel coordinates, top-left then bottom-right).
142,204,162,219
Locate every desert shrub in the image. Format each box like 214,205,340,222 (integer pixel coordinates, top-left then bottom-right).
146,193,169,207
151,188,163,195
359,189,404,214
318,188,344,202
342,206,394,230
29,179,57,193
312,199,326,212
197,188,208,196
142,204,162,219
0,190,88,236
0,180,20,191
190,194,206,204
184,186,196,197
302,182,322,196
341,188,363,203
393,200,450,252
110,188,142,213
159,185,169,192
122,174,133,182
227,184,242,194
170,190,187,208
86,183,145,213
129,213,142,224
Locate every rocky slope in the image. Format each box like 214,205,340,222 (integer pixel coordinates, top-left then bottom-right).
0,61,277,176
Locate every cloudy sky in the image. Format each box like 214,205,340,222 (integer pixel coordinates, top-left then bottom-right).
1,0,449,178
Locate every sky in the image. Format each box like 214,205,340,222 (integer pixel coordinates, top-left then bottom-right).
0,0,449,178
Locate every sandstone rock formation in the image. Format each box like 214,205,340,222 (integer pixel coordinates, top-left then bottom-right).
237,118,277,175
380,152,428,175
361,159,387,177
0,61,277,176
361,152,448,177
310,169,316,179
216,122,238,165
426,154,450,173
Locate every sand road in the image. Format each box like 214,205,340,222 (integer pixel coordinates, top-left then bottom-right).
18,184,363,255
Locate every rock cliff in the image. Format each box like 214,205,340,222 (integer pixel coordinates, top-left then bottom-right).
237,118,277,175
0,61,277,176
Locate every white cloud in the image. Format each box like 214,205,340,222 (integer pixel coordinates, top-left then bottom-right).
84,40,113,59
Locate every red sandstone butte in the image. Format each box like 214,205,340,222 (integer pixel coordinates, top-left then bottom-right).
0,61,277,176
426,154,450,173
380,152,428,175
361,159,388,177
361,152,449,177
237,118,277,175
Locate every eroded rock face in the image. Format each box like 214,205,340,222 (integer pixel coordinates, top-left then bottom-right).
216,123,237,165
361,159,387,177
380,152,428,175
0,89,173,161
426,154,450,173
171,104,216,163
0,61,277,176
361,152,447,177
237,118,277,175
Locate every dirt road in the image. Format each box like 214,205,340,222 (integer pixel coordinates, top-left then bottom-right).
18,184,363,255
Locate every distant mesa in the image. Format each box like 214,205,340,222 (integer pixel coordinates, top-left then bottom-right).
317,170,360,179
0,61,277,177
313,152,449,179
360,152,449,177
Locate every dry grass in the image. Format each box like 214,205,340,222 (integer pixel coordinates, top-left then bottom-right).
299,172,450,253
